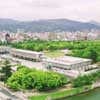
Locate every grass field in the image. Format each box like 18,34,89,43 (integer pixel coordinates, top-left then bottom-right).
44,50,65,58
29,86,91,100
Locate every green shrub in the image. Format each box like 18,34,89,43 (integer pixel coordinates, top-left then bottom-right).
72,75,93,87
72,71,100,87
7,67,67,91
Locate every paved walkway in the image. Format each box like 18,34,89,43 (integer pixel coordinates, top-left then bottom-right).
0,87,19,100
0,54,46,71
0,81,28,100
92,81,100,88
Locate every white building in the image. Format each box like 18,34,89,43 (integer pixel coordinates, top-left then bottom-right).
44,56,93,77
10,48,44,61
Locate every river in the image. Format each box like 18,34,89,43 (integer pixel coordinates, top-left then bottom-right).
63,88,100,100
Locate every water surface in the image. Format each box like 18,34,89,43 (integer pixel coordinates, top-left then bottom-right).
63,88,100,100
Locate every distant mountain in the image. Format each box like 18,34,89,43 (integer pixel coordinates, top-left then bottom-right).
0,18,100,32
0,19,20,32
89,21,100,27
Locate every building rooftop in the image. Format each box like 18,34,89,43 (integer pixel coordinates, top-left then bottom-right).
45,56,92,65
11,48,43,55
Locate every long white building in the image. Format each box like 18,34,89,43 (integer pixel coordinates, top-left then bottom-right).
44,56,92,72
10,48,43,61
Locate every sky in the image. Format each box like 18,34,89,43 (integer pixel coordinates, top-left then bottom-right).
0,0,100,22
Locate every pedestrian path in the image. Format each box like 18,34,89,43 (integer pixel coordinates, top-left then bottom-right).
0,87,19,100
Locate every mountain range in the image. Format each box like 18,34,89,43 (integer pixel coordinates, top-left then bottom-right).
0,18,100,33
89,21,100,27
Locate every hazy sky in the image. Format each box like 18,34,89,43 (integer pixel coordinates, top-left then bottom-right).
0,0,100,22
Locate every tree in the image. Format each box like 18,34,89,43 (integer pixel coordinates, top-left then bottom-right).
0,60,12,82
89,49,98,63
83,48,98,63
7,67,67,91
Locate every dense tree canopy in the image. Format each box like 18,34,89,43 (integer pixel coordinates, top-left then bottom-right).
7,66,67,91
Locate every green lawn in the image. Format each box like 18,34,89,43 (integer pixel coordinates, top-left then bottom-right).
29,86,91,100
44,50,65,58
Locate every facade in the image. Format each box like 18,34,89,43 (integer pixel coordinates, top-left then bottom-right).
44,56,92,74
10,48,43,61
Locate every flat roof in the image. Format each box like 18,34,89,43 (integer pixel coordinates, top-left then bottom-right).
11,48,43,55
45,56,92,65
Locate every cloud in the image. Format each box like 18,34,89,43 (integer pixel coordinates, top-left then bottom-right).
19,0,63,8
0,0,99,22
